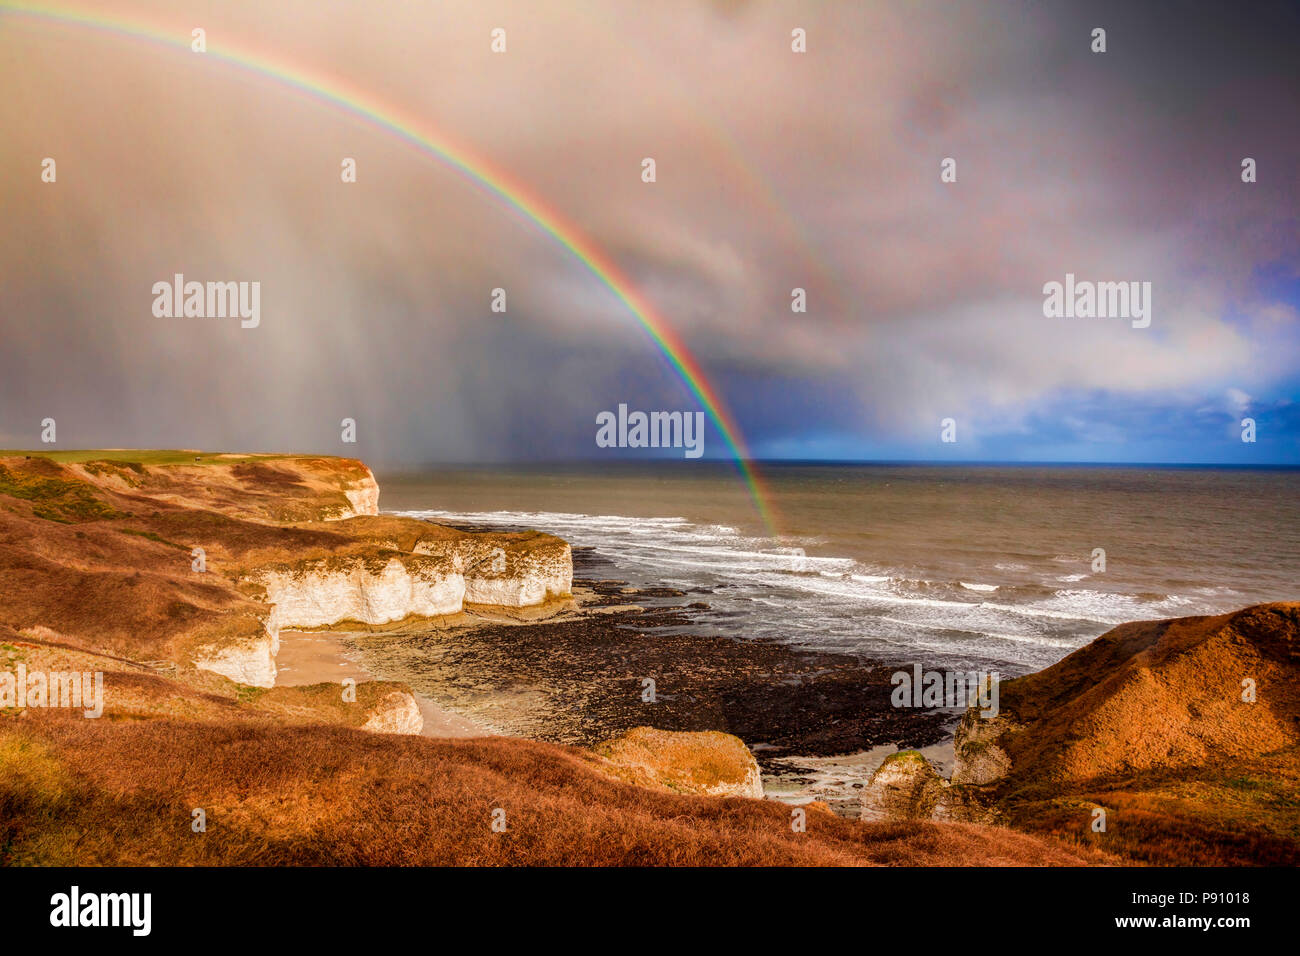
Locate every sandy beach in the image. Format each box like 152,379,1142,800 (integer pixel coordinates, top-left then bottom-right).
275,629,492,738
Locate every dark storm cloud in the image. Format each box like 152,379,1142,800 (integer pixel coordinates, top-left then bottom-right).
1,0,1297,463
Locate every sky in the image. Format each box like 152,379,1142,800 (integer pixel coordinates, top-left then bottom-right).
2,0,1298,466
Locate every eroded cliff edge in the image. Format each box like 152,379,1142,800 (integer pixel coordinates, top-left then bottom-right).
0,452,572,692
862,603,1300,865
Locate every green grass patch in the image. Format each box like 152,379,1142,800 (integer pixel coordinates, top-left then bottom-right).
0,465,122,523
235,686,269,704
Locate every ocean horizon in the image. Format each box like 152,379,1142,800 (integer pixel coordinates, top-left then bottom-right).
379,462,1300,676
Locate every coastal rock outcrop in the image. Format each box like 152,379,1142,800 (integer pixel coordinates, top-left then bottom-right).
861,750,948,820
900,602,1300,817
593,727,765,799
926,603,1300,862
361,690,424,735
339,466,381,518
194,635,278,688
192,616,280,688
951,709,1017,786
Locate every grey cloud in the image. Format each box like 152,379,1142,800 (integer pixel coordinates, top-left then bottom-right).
1,0,1296,461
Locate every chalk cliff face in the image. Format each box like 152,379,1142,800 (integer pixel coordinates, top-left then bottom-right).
251,533,573,633
362,690,424,735
450,535,573,607
194,629,279,688
338,466,380,519
257,555,466,630
211,532,571,688
199,557,446,688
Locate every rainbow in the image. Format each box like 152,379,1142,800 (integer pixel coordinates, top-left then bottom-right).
599,4,845,315
1,1,783,534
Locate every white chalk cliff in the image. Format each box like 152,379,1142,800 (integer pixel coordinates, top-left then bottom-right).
337,467,381,519
259,555,467,630
195,520,572,688
194,625,280,688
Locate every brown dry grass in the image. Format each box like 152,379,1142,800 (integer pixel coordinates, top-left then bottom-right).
0,718,1090,866
0,634,1096,867
999,604,1300,781
1003,781,1300,865
983,603,1300,865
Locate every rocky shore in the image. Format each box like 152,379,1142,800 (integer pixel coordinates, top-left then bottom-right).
344,545,952,808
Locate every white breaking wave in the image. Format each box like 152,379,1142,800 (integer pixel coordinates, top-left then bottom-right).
394,507,1212,672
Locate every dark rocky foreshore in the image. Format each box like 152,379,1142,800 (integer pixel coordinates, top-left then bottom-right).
348,546,951,775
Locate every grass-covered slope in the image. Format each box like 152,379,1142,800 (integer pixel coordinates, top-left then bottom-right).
1,710,1090,866
960,603,1300,865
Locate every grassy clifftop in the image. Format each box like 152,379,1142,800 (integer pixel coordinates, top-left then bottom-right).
0,450,378,522
0,452,568,673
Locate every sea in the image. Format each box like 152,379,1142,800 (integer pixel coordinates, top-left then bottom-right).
379,463,1299,676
